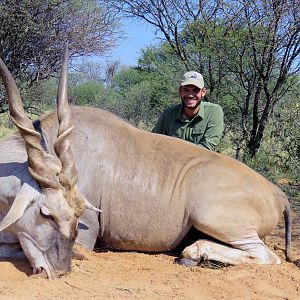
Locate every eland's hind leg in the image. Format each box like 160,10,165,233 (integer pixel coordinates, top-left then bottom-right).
179,237,280,266
229,236,281,264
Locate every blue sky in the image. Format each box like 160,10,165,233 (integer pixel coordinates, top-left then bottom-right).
99,19,160,66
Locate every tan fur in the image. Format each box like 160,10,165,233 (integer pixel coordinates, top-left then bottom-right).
0,50,291,274
36,106,290,264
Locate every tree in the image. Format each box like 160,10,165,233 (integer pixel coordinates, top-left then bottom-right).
72,59,105,84
105,60,122,85
69,59,119,109
138,44,187,110
110,67,155,124
0,0,121,112
267,81,300,180
223,0,300,158
111,0,222,73
113,0,300,158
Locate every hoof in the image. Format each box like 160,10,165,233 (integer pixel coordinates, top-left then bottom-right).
177,257,198,267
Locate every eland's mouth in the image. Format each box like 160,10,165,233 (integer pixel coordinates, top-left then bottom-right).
32,266,49,279
32,262,70,279
32,265,67,279
18,232,71,279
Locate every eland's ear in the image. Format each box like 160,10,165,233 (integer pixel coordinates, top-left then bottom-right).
0,183,40,231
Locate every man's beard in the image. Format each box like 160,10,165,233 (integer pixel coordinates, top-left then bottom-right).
181,98,201,110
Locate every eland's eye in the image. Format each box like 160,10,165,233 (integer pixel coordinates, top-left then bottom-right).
40,206,54,221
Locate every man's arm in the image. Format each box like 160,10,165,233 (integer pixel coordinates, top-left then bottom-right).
199,105,224,151
152,111,165,134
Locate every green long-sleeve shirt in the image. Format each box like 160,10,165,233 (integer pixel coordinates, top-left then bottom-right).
152,101,224,151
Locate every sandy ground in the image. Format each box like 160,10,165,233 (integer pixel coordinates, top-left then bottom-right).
0,197,299,300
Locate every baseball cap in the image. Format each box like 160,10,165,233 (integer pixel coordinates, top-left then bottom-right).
181,71,204,89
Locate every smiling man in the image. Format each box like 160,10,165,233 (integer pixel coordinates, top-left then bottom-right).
152,71,224,151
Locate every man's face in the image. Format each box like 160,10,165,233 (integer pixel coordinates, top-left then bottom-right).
179,85,206,110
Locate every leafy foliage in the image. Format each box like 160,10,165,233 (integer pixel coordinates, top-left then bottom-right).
113,0,300,159
0,0,121,112
0,112,15,140
267,91,300,180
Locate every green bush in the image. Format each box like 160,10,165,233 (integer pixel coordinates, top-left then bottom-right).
0,113,15,140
